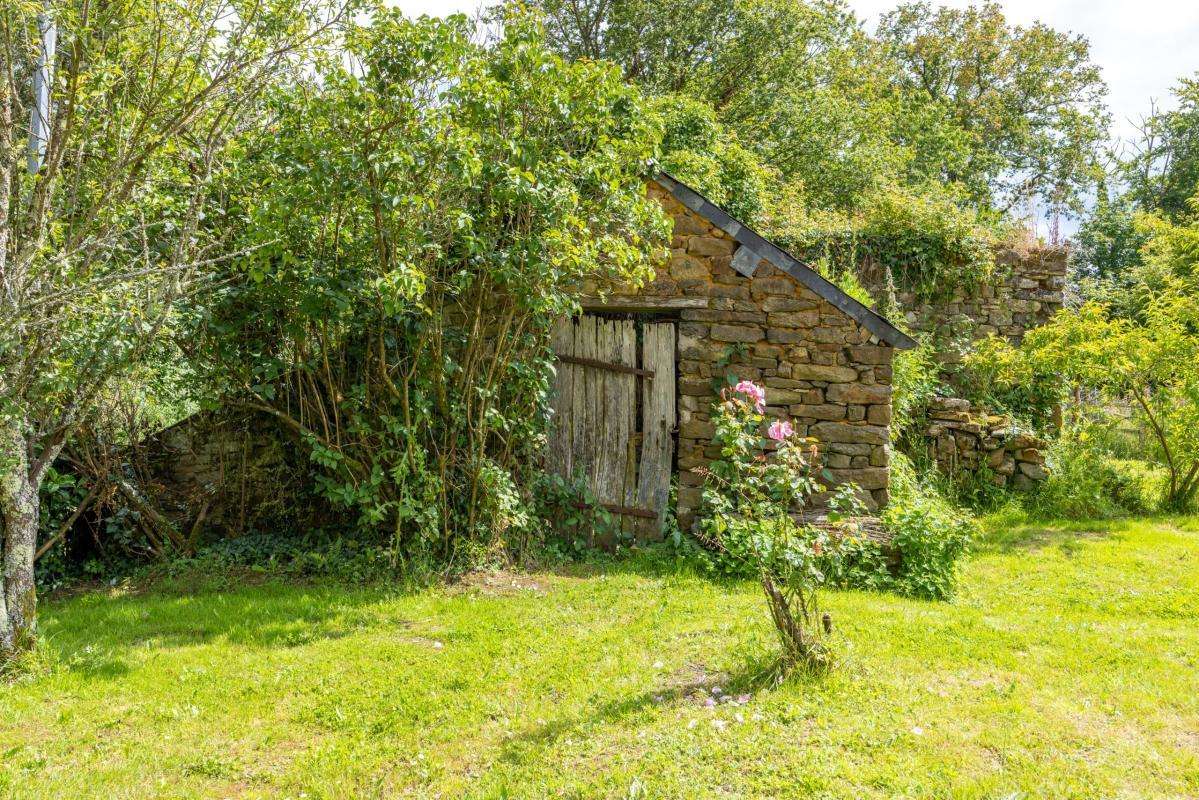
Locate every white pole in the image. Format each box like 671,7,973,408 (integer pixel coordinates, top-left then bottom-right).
27,6,57,175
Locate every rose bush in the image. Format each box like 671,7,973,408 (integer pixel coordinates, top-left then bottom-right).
697,380,854,672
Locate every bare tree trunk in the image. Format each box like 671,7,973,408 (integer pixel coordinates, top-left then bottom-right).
0,420,39,659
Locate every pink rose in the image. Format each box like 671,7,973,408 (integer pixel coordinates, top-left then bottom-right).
767,419,794,441
733,380,766,412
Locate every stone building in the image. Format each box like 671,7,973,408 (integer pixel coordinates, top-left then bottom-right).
135,173,921,542
547,174,915,534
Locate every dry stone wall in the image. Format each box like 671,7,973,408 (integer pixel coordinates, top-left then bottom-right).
139,409,320,537
922,397,1049,490
863,245,1067,360
597,184,899,529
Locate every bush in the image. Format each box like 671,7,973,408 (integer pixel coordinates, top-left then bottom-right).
696,381,849,671
824,452,974,600
771,183,1000,301
890,336,943,443
881,487,975,600
1028,423,1165,519
186,10,670,572
957,335,1060,430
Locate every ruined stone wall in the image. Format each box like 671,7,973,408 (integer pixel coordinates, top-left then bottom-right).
140,409,321,537
608,184,899,528
865,245,1067,361
922,397,1049,490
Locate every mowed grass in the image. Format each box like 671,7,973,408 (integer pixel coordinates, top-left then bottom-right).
2,518,1198,799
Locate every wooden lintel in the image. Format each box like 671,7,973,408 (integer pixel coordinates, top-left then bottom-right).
580,295,708,312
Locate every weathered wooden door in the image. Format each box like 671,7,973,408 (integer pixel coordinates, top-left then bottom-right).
548,315,676,539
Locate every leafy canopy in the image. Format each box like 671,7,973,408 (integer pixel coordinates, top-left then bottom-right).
185,8,668,564
1024,279,1199,511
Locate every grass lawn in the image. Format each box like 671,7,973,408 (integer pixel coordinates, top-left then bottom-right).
2,517,1198,799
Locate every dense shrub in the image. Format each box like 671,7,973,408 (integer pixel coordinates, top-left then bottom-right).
824,452,974,600
1023,288,1199,511
890,336,943,443
1027,423,1165,520
771,184,1001,301
653,95,776,225
956,335,1061,431
184,10,668,572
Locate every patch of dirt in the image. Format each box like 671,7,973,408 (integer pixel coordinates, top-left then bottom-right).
450,569,545,597
662,663,739,706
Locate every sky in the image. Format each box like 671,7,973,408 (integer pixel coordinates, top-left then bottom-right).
398,0,1199,146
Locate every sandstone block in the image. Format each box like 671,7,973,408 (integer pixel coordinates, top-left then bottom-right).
761,296,817,312
847,345,891,365
688,236,735,257
829,467,888,490
711,324,764,342
1018,448,1045,464
866,404,892,426
826,383,889,404
1018,461,1048,480
767,311,820,328
790,363,858,382
767,328,808,344
749,277,796,297
811,422,888,445
788,403,846,421
668,253,709,280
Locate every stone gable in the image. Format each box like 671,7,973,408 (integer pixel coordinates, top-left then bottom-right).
593,183,897,528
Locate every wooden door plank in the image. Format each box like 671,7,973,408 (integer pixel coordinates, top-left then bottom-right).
573,315,595,491
635,322,676,540
592,318,609,498
548,318,573,478
620,320,638,538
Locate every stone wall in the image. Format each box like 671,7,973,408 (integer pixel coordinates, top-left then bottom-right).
596,184,899,528
140,409,320,537
922,397,1049,490
863,245,1067,360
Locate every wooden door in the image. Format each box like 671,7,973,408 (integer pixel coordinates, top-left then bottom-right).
548,316,676,539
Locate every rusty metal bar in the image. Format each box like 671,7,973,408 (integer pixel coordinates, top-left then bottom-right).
573,501,658,520
555,353,655,379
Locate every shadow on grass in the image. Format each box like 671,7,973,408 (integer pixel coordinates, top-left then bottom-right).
39,578,408,677
35,543,747,682
498,647,817,766
969,511,1199,554
975,521,1115,555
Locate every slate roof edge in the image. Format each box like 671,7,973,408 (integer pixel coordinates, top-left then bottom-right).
652,172,918,350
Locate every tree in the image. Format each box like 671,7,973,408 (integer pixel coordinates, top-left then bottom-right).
180,10,666,565
540,0,1110,219
0,0,339,663
876,2,1108,213
537,0,910,211
1025,278,1199,511
1125,76,1199,221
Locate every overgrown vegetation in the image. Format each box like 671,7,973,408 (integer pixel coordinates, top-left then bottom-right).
1024,285,1199,511
538,0,1107,300
183,10,668,572
0,0,342,661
